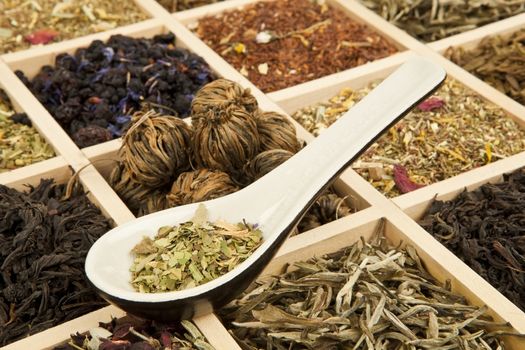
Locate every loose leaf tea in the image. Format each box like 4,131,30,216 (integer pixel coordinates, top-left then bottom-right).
16,33,216,148
292,78,525,197
419,168,525,312
0,179,112,346
130,204,263,292
0,0,148,54
110,79,354,234
193,0,397,92
220,233,514,349
0,89,55,172
157,0,226,12
359,0,525,42
446,28,525,106
54,316,215,350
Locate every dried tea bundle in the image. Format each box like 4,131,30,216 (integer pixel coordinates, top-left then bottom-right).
419,168,525,311
292,78,525,197
166,168,239,207
255,110,302,153
121,110,193,188
298,192,352,232
0,179,112,346
359,0,525,42
0,0,148,54
157,0,225,12
245,149,294,181
16,32,216,147
446,28,525,106
54,316,214,350
194,0,397,92
130,205,262,292
220,234,514,349
0,89,55,172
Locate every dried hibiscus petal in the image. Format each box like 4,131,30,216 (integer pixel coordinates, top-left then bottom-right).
25,29,59,45
418,96,444,112
393,164,425,194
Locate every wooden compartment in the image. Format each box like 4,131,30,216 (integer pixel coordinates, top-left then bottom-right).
0,0,524,349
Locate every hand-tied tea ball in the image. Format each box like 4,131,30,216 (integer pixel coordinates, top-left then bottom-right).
245,149,294,181
298,192,352,232
191,80,261,176
255,110,302,153
121,110,193,188
167,169,239,207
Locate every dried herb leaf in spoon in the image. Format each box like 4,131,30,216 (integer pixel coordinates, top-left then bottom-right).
220,234,516,349
130,204,263,293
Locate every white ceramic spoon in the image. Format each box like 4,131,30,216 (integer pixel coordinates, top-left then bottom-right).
86,57,446,321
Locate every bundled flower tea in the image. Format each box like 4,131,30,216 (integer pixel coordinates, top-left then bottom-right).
0,0,148,54
54,317,214,350
110,79,354,234
0,89,55,172
130,205,262,292
359,0,525,42
292,78,525,197
157,0,226,12
16,33,216,147
220,232,515,349
0,179,112,346
193,0,397,92
419,168,525,312
446,28,525,106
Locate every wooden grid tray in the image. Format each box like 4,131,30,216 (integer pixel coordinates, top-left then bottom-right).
1,0,524,348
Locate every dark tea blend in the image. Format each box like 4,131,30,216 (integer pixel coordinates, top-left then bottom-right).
446,28,525,106
419,168,525,312
292,78,525,197
193,0,397,92
157,0,226,12
110,79,354,232
16,33,216,148
131,204,262,292
220,233,515,349
0,0,148,54
0,179,112,346
0,89,55,172
54,317,215,350
359,0,525,42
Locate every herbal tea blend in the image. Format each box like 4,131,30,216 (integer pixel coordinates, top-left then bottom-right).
0,89,54,172
193,0,397,92
446,28,525,106
0,179,112,346
359,0,525,42
110,79,354,232
292,78,525,197
16,33,216,148
0,0,148,54
220,234,514,349
130,204,262,292
419,168,525,312
157,0,226,12
54,317,215,350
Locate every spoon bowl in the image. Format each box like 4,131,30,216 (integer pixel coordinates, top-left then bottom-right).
86,57,446,321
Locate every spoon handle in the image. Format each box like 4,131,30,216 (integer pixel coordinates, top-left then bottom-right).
250,57,446,234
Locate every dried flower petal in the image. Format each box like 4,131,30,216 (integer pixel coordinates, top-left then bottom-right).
24,28,59,45
418,97,444,112
393,164,424,193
